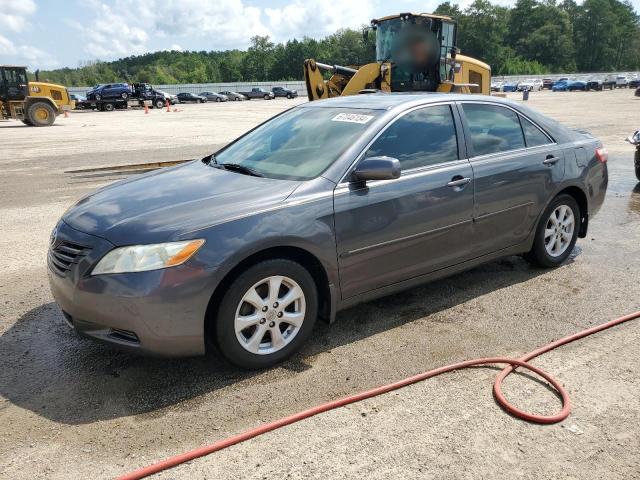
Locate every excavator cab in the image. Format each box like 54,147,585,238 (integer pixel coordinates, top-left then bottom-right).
304,12,491,101
372,13,457,92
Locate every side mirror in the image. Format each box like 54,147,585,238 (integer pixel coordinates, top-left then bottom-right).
351,156,401,183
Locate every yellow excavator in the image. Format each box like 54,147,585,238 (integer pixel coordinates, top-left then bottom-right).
304,13,491,101
0,65,74,127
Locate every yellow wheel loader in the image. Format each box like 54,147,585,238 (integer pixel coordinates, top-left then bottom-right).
0,65,74,127
304,13,491,101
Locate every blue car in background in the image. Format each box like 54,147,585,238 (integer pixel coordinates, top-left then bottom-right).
553,80,587,92
502,82,519,92
86,83,132,101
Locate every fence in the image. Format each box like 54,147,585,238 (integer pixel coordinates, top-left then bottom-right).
67,71,639,97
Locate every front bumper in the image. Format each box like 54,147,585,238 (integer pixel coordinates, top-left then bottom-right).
47,220,211,357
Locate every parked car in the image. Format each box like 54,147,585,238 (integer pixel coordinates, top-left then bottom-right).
272,86,298,99
239,87,275,100
219,91,246,101
502,82,519,92
490,81,504,92
542,78,554,90
48,93,608,368
86,83,131,101
517,79,543,91
552,80,569,92
615,75,629,88
156,90,178,105
602,75,617,90
177,92,207,103
566,80,587,91
586,78,603,91
70,93,86,109
628,77,640,88
200,92,228,102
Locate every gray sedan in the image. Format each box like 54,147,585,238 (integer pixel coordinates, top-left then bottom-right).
48,94,608,368
199,91,228,102
219,90,247,101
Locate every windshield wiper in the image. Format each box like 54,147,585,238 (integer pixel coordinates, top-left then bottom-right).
218,163,263,177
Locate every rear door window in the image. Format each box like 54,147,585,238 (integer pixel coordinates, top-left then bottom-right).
364,105,459,170
520,116,552,147
462,103,525,156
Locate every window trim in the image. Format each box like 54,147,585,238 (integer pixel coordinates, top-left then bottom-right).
456,101,557,161
338,102,463,185
519,114,554,148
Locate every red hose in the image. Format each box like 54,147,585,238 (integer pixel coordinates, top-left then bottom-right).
117,310,640,480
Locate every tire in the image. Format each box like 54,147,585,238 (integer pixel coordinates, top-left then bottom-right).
525,194,581,268
121,92,129,100
27,101,56,127
215,259,318,369
287,93,292,99
21,119,33,126
103,103,115,112
216,97,221,102
95,94,102,101
154,99,164,109
264,94,270,100
235,97,240,101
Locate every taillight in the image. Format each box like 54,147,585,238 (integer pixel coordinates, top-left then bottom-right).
595,147,608,163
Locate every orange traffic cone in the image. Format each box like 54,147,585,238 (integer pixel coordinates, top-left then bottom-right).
144,103,149,114
166,99,171,112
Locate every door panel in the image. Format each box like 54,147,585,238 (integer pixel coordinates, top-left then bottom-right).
459,102,565,255
334,161,474,298
471,146,564,254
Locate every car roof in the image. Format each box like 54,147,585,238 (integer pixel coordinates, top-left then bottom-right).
298,92,522,111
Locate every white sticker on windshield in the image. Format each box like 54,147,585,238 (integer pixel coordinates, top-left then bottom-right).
331,113,374,124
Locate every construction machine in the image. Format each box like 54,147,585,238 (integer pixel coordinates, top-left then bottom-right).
0,65,74,127
304,12,491,101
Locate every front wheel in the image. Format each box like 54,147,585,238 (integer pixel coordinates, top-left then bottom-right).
264,94,270,100
216,97,221,102
215,259,318,369
154,99,164,109
525,194,581,268
27,101,56,126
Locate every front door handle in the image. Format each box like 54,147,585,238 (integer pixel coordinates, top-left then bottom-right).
543,155,560,165
447,176,472,188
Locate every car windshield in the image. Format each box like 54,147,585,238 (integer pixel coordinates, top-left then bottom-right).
214,107,380,180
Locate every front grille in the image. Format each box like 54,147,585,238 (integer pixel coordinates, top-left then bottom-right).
48,241,91,275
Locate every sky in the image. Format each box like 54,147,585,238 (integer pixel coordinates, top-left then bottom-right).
1,0,639,70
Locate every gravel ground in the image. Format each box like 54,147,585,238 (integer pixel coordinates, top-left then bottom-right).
0,90,638,479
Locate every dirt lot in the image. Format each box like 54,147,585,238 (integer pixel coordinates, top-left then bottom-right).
0,91,639,479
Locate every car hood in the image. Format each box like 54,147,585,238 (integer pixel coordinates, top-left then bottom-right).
63,160,303,245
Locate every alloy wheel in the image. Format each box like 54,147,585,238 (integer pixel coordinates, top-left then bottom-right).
544,204,575,257
234,275,306,355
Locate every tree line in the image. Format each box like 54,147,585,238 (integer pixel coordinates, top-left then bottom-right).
36,0,639,87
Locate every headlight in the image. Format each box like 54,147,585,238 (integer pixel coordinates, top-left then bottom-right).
92,239,205,275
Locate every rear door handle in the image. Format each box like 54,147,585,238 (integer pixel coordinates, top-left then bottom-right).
447,177,472,188
543,155,560,165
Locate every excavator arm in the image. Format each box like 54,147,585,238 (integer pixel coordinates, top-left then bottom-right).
303,59,391,101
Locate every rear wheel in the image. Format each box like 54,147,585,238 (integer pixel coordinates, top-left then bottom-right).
27,101,56,127
525,194,580,268
103,102,115,112
215,259,318,369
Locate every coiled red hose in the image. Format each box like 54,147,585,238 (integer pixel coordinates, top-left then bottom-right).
117,310,640,480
